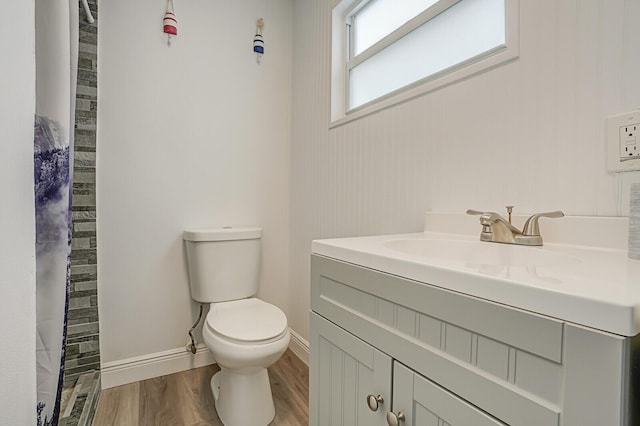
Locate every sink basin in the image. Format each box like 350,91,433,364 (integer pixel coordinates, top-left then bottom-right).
312,216,640,336
383,238,581,268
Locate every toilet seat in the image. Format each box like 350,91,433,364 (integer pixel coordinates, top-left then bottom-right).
206,298,288,344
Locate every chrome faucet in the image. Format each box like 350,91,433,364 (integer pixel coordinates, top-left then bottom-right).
467,207,564,246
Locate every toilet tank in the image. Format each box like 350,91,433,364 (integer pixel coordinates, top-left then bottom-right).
183,227,262,303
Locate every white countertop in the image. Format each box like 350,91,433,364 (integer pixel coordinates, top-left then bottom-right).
312,215,640,337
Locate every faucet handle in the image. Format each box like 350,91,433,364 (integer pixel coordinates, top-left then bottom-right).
522,211,564,236
466,209,493,241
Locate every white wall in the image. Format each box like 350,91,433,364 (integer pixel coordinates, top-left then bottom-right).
289,0,640,341
98,0,292,369
0,1,36,424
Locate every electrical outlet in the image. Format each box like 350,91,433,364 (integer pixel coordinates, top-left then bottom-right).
607,110,640,172
620,124,639,160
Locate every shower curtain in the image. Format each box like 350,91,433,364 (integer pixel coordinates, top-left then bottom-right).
34,1,78,425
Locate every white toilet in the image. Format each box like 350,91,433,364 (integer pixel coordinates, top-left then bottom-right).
183,227,290,426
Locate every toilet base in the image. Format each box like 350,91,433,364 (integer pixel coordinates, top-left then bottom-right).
211,368,275,426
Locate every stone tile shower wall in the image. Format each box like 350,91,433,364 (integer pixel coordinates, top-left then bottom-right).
65,0,99,387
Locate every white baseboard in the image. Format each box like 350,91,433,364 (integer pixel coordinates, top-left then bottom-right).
101,343,215,389
288,328,309,366
101,327,309,389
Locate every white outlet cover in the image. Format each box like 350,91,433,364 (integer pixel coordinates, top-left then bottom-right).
606,110,640,172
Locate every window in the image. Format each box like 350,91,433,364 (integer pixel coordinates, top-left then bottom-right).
331,0,519,125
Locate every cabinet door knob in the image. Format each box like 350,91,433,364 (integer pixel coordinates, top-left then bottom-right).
366,394,384,411
386,411,406,426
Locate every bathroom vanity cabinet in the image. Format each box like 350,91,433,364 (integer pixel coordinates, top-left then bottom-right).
309,254,639,426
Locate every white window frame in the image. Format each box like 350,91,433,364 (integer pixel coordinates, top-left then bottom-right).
330,0,520,127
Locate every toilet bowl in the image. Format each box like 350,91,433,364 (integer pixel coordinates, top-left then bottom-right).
203,298,290,426
183,227,290,425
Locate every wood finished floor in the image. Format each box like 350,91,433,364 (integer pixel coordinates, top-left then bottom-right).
92,350,309,426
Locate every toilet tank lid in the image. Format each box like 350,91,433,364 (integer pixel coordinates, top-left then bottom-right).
183,227,262,242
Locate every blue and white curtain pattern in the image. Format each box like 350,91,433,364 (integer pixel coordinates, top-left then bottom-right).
34,1,78,425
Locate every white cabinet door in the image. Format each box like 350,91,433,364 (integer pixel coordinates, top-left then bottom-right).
310,312,392,426
391,362,507,426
